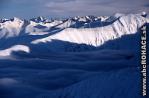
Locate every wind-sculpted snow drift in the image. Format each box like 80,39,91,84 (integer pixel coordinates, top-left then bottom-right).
0,13,148,98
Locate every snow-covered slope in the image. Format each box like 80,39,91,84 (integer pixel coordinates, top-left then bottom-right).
0,17,24,38
32,14,146,46
0,45,30,57
0,13,148,98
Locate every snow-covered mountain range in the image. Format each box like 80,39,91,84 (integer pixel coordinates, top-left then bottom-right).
0,13,148,98
0,13,148,55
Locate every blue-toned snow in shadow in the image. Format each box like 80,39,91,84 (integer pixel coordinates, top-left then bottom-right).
0,20,148,98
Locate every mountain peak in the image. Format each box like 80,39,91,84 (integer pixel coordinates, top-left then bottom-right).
30,16,48,23
10,17,22,22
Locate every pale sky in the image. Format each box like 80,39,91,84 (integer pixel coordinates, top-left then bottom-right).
0,0,149,19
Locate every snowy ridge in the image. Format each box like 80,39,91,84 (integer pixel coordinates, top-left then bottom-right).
0,45,30,57
32,14,147,47
0,13,147,53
